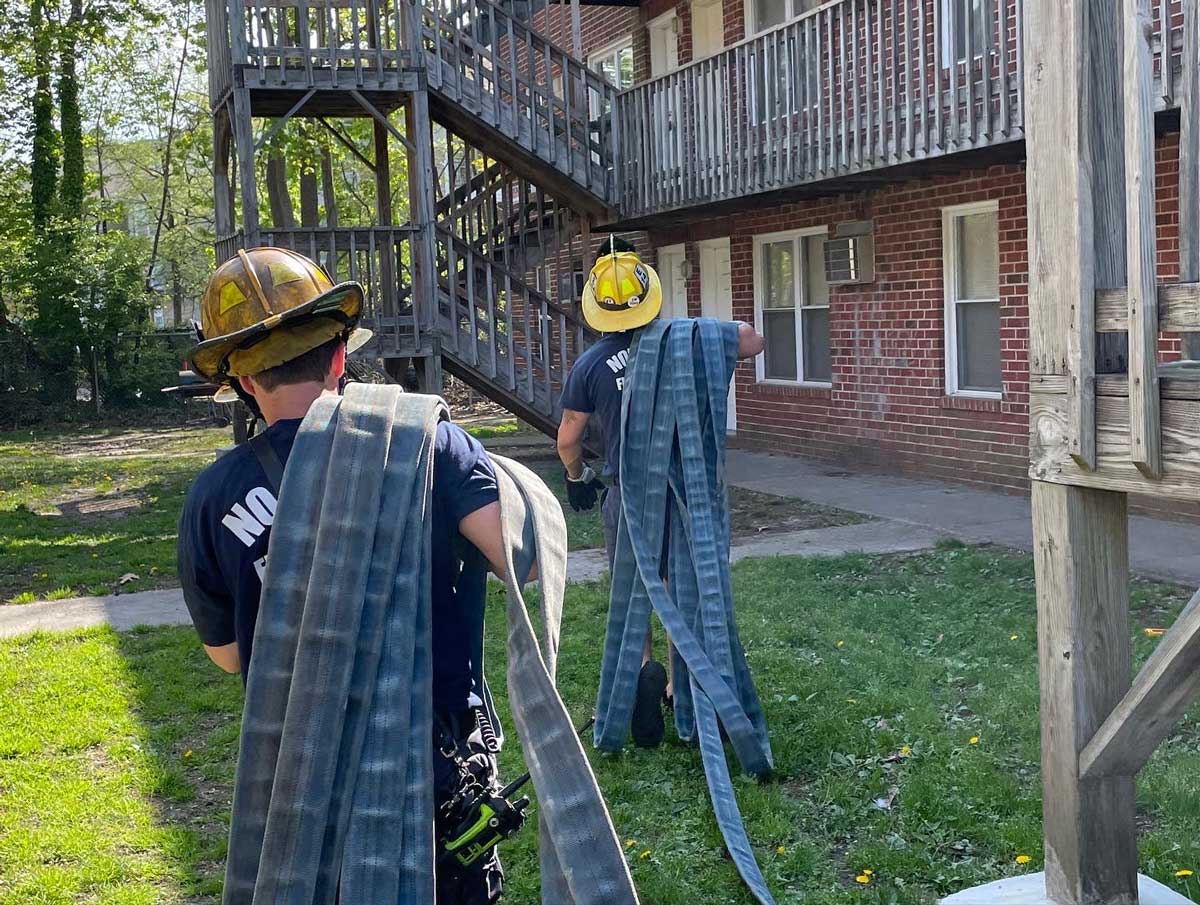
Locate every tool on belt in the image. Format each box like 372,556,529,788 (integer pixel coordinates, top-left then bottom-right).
439,717,597,868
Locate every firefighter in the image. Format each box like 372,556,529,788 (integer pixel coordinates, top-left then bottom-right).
556,238,764,748
177,247,510,903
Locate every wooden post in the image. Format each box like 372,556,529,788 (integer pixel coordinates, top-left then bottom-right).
232,85,261,246
213,101,236,239
1033,482,1138,905
406,91,438,345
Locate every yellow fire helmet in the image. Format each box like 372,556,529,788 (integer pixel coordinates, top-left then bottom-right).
581,250,663,333
190,247,364,380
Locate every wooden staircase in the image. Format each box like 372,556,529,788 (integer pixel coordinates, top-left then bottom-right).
419,0,619,221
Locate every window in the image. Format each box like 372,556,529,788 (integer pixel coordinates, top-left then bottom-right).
940,0,994,66
588,36,634,118
943,201,1001,396
588,37,634,90
747,0,820,36
754,229,831,384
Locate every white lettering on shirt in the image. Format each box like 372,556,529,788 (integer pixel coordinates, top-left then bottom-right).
253,555,268,581
220,486,279,547
615,376,624,391
605,350,628,374
244,486,276,525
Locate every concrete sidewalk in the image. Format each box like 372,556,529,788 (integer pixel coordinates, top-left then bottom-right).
0,519,943,639
726,449,1200,587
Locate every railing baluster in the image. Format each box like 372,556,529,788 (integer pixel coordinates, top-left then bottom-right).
506,13,519,141
999,0,1010,135
876,0,885,158
839,1,849,168
918,0,927,152
863,0,873,169
466,241,478,366
903,0,912,157
485,259,497,377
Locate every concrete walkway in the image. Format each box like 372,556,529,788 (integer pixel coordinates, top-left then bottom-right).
4,448,1197,639
0,520,942,639
726,449,1200,587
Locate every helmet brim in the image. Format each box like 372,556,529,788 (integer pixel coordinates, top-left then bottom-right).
190,281,363,379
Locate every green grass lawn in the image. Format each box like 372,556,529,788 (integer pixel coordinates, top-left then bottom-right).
2,545,1197,904
0,424,862,602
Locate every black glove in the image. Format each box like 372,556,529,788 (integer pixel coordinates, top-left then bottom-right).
565,464,605,512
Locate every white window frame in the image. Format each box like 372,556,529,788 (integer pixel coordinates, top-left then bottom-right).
753,226,831,387
746,0,820,38
690,0,725,62
943,199,1002,399
587,35,635,88
647,10,680,77
939,0,995,68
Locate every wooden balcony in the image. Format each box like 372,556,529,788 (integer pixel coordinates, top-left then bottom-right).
613,0,1188,226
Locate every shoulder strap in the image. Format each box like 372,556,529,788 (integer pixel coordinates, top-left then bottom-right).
248,431,285,495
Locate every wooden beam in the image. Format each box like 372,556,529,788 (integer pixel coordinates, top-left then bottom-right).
1125,0,1162,478
231,86,260,245
1032,481,1137,905
1096,282,1200,331
1180,0,1200,359
1030,389,1200,500
253,88,316,152
350,89,416,153
315,116,376,170
1079,588,1200,780
1024,0,1095,468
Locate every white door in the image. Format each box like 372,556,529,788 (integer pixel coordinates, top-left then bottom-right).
692,0,724,60
657,245,689,319
699,238,736,432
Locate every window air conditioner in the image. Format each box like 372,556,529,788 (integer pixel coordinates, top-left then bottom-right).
823,220,875,285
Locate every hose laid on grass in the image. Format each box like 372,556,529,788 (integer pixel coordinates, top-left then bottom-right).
593,318,776,905
224,383,637,905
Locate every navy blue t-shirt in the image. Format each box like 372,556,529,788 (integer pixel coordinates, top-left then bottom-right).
559,331,632,478
177,417,499,713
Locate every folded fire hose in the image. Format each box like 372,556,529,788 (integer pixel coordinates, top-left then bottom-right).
593,318,777,905
223,384,638,904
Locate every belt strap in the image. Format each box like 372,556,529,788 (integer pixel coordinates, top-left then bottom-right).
224,385,637,905
594,319,777,905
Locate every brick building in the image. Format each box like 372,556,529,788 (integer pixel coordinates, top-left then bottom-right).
554,0,1190,506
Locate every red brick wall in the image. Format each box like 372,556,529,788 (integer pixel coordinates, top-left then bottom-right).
684,132,1188,500
533,5,639,62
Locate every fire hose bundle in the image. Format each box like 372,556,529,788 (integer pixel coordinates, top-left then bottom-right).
223,384,637,904
593,318,778,905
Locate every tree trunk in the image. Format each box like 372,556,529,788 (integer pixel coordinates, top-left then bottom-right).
300,160,320,227
59,0,85,223
266,152,295,228
29,0,57,234
147,0,192,291
321,147,338,226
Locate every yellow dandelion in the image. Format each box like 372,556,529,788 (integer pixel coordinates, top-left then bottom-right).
183,749,193,759
1176,869,1194,878
899,745,913,758
625,839,636,849
1144,628,1166,638
1016,854,1032,865
639,850,651,860
864,870,873,876
855,874,871,885
1010,634,1019,641
847,698,857,704
776,845,786,855
836,640,845,649
969,736,980,745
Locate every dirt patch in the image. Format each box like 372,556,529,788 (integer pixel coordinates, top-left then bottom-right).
50,490,148,522
728,488,870,537
49,427,208,460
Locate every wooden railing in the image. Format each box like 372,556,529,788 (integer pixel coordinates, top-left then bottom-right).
259,226,424,354
227,0,418,87
615,0,1185,220
435,225,592,419
421,0,619,203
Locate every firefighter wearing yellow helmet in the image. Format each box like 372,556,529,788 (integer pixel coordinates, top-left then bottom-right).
558,236,765,749
190,247,366,381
